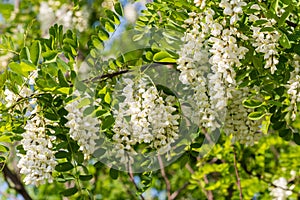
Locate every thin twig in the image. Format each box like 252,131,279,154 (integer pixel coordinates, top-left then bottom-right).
0,163,32,200
128,163,145,200
157,154,171,200
185,163,214,200
233,145,243,200
170,182,189,200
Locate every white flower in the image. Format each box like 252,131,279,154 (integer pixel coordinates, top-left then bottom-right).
65,92,100,159
223,87,262,146
112,77,180,163
17,114,57,186
270,177,293,200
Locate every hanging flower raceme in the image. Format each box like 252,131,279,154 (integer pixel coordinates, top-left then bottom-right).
287,55,300,120
65,92,100,159
177,1,248,132
223,87,263,146
112,77,180,164
17,113,57,186
249,4,280,74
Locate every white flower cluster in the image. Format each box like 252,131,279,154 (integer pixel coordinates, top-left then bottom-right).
249,4,280,74
112,77,180,163
17,114,57,185
219,0,246,25
178,2,248,131
287,55,300,120
270,177,293,200
194,0,206,9
39,0,89,35
223,87,262,146
4,86,33,108
65,93,100,159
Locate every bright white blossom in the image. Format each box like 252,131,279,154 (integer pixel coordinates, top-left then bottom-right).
112,77,180,164
270,177,293,200
219,0,247,25
65,92,100,159
177,2,248,132
4,86,33,108
249,6,280,74
287,55,300,120
39,0,89,35
17,114,57,185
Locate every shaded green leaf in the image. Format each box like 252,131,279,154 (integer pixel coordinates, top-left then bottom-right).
114,2,123,16
55,162,74,172
79,175,93,181
109,168,119,179
60,187,78,197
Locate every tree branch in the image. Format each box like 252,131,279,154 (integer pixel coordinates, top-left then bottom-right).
128,162,145,200
157,154,171,200
233,146,243,200
185,163,214,200
286,20,297,28
0,163,32,200
170,182,189,200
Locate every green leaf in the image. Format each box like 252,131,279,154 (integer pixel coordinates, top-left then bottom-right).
105,10,120,24
60,187,78,197
104,92,111,104
98,28,109,41
293,132,300,145
260,27,275,32
20,46,31,61
132,34,144,42
100,18,115,33
93,148,106,157
55,151,70,159
109,168,119,179
44,112,59,121
55,162,74,172
74,152,84,164
279,128,292,139
114,2,123,16
79,175,93,181
8,62,36,77
153,51,176,63
58,69,69,87
92,37,104,50
248,111,265,120
0,135,11,142
30,41,41,66
243,99,263,108
102,115,114,129
253,19,269,26
278,4,292,26
42,50,59,63
0,144,9,152
279,33,291,49
261,115,271,134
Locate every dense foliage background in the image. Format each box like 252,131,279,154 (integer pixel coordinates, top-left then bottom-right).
0,0,300,199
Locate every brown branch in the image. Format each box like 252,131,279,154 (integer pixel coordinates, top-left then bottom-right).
170,182,189,200
286,20,297,28
185,163,214,200
0,163,32,200
128,162,145,200
157,154,171,200
81,61,176,85
233,146,243,200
